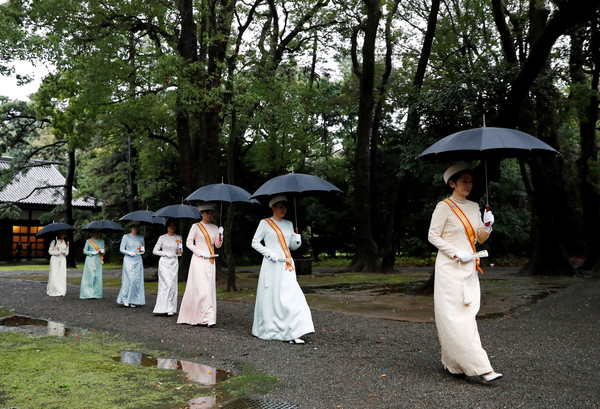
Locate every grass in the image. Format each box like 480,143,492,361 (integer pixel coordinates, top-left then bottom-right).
0,331,211,409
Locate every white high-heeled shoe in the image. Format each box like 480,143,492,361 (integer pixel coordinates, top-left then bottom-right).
481,372,503,383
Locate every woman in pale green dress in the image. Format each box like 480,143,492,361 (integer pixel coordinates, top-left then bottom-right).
80,230,105,299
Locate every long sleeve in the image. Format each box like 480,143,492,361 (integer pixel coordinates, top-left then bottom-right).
120,235,129,255
153,234,167,257
251,220,271,258
186,224,203,257
64,241,69,256
48,240,60,256
428,202,459,260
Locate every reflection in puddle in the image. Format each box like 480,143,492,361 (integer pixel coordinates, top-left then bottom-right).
0,315,86,337
116,350,229,409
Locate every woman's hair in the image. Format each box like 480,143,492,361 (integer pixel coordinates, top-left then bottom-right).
165,218,176,229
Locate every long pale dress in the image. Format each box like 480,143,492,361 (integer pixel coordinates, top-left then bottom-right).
428,198,493,376
152,233,182,314
80,238,105,299
177,222,222,325
117,233,146,306
251,218,314,341
47,239,69,296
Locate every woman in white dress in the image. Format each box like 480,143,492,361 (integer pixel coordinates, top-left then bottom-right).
47,232,69,296
428,161,502,383
177,204,223,326
152,218,183,315
251,195,314,344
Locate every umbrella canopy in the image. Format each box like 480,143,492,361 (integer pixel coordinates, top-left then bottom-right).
153,204,200,220
82,220,124,233
186,183,257,203
119,210,165,225
35,222,75,238
418,127,558,161
250,173,342,200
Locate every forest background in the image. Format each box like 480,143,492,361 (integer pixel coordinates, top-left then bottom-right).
1,0,598,289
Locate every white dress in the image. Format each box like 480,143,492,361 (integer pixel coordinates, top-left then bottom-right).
251,218,314,341
47,239,69,296
152,233,182,314
428,198,493,376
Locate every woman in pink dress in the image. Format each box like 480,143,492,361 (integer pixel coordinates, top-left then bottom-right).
177,204,223,327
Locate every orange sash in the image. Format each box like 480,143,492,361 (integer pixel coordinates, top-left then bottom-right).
196,223,215,264
88,238,103,264
443,198,483,274
264,218,294,271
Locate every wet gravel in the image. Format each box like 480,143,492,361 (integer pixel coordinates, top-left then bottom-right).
0,273,599,408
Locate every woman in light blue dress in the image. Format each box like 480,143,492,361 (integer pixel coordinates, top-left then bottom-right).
251,195,314,344
80,230,105,299
117,223,146,307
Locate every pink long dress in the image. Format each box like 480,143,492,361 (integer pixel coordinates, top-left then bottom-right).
177,222,222,325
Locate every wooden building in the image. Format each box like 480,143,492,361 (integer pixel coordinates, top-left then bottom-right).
0,157,98,261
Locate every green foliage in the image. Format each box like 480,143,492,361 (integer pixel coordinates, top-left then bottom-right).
219,362,278,397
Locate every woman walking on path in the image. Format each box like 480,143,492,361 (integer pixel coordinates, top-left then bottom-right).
251,195,314,344
117,223,146,307
428,162,502,383
46,232,69,296
80,230,105,299
152,218,182,315
177,204,223,326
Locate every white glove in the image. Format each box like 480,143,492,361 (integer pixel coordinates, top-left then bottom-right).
166,253,174,258
294,233,301,245
483,210,495,231
91,250,99,255
455,251,473,263
127,251,137,257
100,249,105,254
267,252,278,262
201,252,211,259
218,226,224,237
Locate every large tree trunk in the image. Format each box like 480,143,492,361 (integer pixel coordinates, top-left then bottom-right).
497,0,600,275
570,20,600,274
381,0,440,272
64,148,76,268
350,0,381,272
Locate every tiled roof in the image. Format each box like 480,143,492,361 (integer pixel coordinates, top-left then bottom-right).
0,157,98,208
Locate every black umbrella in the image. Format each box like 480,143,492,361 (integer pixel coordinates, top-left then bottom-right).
119,210,165,225
153,204,200,220
186,182,258,227
418,126,558,206
250,172,342,232
82,220,124,233
35,222,75,238
186,183,256,203
418,127,558,161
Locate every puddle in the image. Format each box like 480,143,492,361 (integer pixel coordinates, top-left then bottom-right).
0,315,87,337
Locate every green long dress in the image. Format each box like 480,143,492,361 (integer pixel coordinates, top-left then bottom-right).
80,238,105,299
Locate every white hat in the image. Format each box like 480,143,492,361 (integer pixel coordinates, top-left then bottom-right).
443,161,470,184
268,195,288,207
197,203,215,212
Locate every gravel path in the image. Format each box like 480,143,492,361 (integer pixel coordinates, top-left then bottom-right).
1,273,599,409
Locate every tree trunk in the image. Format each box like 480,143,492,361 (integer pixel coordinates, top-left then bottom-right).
570,21,600,274
64,148,76,268
496,0,600,275
350,0,381,272
382,0,440,272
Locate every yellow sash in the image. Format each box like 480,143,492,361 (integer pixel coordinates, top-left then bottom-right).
265,218,294,271
196,223,215,264
443,198,483,274
88,238,103,265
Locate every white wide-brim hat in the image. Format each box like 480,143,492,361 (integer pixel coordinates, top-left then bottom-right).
268,195,288,207
443,161,471,184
